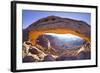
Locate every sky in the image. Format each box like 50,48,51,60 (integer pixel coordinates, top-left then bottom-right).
22,10,91,29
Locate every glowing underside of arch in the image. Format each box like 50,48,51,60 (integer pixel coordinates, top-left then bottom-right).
28,28,90,45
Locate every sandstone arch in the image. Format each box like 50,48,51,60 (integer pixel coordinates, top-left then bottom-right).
23,16,90,45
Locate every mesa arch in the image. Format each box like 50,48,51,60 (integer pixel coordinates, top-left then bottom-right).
23,16,91,45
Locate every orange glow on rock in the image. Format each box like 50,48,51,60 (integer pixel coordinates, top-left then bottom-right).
28,28,90,45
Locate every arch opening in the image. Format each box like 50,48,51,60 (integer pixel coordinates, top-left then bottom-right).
28,28,90,45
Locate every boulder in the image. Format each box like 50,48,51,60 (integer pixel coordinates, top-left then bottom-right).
23,56,35,62
43,55,55,61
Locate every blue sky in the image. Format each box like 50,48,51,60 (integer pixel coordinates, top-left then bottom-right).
22,10,91,29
